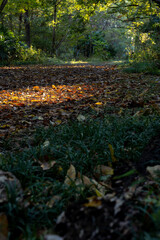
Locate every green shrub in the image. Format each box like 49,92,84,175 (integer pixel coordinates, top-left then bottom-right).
0,27,21,63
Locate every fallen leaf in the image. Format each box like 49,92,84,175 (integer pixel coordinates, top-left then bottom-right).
64,164,76,185
42,140,50,149
46,195,61,208
40,161,56,170
94,165,114,179
108,144,117,163
55,120,62,125
77,114,86,121
84,196,102,207
146,165,160,178
95,102,103,105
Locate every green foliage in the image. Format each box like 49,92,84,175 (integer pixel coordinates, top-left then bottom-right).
128,16,160,65
124,61,160,74
0,113,160,238
0,27,21,63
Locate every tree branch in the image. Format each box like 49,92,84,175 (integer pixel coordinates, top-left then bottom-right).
0,0,8,14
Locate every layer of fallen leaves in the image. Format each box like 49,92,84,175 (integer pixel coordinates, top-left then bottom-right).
0,64,160,138
0,64,160,239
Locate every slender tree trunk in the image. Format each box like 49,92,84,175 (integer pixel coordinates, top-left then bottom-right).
9,14,13,31
24,9,31,47
0,0,8,15
52,2,57,54
19,12,23,37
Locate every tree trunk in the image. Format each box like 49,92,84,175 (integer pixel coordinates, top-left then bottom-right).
52,2,57,54
24,9,31,47
0,0,8,15
19,12,23,37
9,14,13,31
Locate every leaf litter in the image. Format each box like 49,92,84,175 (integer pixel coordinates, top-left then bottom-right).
0,64,160,239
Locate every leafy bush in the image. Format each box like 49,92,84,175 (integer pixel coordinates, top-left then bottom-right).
124,61,160,74
0,27,21,63
0,27,47,65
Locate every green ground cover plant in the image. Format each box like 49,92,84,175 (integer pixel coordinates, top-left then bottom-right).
0,113,160,239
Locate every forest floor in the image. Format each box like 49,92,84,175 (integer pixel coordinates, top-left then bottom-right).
0,63,160,240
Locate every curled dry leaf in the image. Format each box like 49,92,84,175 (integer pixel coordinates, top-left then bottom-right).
40,160,57,170
64,164,76,185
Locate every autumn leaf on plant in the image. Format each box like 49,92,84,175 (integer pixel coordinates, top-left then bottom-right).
64,164,76,185
108,144,117,163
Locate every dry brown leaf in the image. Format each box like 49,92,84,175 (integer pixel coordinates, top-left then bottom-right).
46,195,62,208
94,165,114,179
64,164,76,185
40,161,56,170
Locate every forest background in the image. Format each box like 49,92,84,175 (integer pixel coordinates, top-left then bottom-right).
0,0,160,71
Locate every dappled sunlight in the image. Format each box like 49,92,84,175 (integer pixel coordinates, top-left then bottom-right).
0,83,97,108
0,64,159,135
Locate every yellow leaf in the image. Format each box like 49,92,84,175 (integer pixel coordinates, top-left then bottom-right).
64,164,76,185
0,125,10,129
33,86,40,91
84,196,102,207
118,108,123,115
55,120,62,125
95,102,103,105
94,188,104,197
108,144,117,162
58,166,63,172
52,85,57,89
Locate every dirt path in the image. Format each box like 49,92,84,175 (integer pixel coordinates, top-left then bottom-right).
0,64,159,138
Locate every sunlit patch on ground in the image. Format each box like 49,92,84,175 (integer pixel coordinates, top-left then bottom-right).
0,64,159,135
